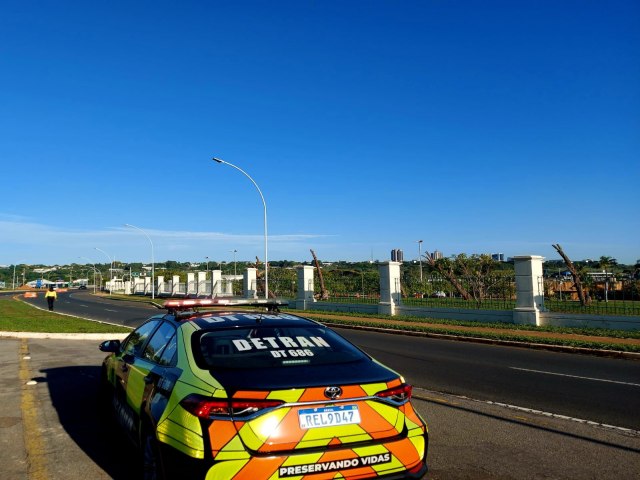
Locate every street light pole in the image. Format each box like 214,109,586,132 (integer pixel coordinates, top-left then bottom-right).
124,224,155,299
417,240,423,282
204,256,210,296
230,249,238,277
79,256,99,293
213,157,269,299
95,247,113,294
12,259,28,290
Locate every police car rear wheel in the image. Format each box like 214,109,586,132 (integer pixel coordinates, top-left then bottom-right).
142,432,165,480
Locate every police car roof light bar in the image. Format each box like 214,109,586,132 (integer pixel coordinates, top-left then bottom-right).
163,298,288,312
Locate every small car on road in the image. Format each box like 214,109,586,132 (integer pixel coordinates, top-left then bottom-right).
99,299,428,479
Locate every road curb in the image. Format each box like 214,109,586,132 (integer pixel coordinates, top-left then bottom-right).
0,331,129,340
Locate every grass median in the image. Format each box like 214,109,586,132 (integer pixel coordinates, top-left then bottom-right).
0,296,131,334
9,292,638,353
102,294,640,353
295,311,640,353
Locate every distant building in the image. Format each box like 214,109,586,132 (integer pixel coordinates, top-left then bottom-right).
391,249,404,262
491,253,505,262
586,272,616,282
33,267,58,274
26,279,69,288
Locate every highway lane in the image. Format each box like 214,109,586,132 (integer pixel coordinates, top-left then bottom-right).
22,289,157,328
336,328,640,431
20,290,640,431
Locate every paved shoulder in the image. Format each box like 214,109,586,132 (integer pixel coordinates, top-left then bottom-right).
0,338,27,480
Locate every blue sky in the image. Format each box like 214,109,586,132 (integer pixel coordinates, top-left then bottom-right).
2,1,638,267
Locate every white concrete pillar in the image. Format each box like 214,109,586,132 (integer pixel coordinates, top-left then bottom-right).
513,255,545,325
223,276,234,295
296,265,315,309
172,275,180,295
379,261,401,316
124,281,132,295
187,273,196,295
134,277,144,294
197,271,207,295
144,276,151,295
211,270,222,296
244,268,257,299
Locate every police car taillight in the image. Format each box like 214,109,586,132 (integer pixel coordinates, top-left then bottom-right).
375,384,412,404
180,394,284,418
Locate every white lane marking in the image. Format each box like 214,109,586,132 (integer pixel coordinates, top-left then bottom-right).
413,387,640,436
105,309,118,313
79,304,89,308
509,367,640,387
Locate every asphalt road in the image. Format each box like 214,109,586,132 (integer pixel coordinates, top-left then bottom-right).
20,291,640,431
20,290,640,431
3,337,639,480
339,329,640,431
23,289,156,328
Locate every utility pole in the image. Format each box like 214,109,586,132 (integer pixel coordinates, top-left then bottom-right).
417,240,423,282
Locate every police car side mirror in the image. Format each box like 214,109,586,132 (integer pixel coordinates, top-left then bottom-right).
99,340,121,353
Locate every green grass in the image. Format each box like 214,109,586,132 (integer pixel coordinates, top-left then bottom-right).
0,297,132,333
293,309,640,353
293,309,640,339
314,316,640,353
18,291,631,351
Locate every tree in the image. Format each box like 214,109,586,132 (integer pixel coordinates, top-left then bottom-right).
423,253,505,304
310,249,329,300
424,254,472,300
598,256,615,302
551,244,589,306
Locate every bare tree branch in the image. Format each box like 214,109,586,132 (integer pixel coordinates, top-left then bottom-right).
424,254,472,301
551,244,589,305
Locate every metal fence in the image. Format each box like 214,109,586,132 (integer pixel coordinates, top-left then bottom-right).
542,275,640,316
258,267,297,299
158,282,172,295
227,279,243,296
313,270,381,304
125,267,640,317
401,273,516,310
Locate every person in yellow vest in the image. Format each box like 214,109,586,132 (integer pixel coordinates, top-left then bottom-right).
45,286,57,311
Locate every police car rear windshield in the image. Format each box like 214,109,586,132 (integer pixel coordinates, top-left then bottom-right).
195,325,368,369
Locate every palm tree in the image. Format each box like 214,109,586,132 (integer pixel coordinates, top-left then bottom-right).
598,256,614,302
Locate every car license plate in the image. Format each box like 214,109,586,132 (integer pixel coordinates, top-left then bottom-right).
298,405,361,429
